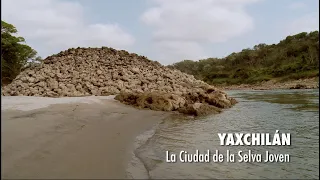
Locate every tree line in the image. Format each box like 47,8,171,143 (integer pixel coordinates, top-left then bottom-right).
169,31,319,85
2,20,318,86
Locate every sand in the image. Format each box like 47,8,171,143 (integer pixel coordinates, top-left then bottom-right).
1,96,169,179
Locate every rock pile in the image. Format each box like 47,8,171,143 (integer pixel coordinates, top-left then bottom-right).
2,47,237,115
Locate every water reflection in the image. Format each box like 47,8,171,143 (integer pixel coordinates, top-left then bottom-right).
232,89,319,112
131,89,319,179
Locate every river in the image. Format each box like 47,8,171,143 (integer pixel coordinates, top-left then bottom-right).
127,89,319,179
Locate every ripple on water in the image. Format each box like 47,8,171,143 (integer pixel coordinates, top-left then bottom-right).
128,89,319,179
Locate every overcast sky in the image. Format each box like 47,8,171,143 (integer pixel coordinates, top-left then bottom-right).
2,0,319,65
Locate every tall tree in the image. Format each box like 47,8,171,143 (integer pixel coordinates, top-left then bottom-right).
1,20,38,85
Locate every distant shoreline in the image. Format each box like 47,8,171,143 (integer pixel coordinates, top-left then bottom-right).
216,77,319,90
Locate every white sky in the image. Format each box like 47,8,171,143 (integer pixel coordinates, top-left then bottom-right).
2,0,319,65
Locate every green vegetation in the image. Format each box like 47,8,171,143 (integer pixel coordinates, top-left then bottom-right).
169,31,319,85
1,20,42,85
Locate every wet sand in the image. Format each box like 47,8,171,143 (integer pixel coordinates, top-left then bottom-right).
1,96,169,179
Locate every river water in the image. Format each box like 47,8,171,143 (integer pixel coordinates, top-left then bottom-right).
127,89,319,179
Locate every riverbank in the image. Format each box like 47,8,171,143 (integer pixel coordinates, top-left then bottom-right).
1,96,170,179
216,77,319,90
133,89,319,179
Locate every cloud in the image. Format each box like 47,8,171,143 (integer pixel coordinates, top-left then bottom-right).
2,0,135,58
288,2,307,10
285,12,319,36
154,41,208,64
141,0,259,63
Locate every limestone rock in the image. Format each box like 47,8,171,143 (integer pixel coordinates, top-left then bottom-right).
3,47,237,115
178,103,222,116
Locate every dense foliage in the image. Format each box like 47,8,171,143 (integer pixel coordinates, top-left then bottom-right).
170,31,319,85
1,21,41,85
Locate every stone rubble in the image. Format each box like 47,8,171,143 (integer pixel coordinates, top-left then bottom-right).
2,47,237,115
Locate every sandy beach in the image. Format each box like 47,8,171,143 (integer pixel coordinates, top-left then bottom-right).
1,96,169,179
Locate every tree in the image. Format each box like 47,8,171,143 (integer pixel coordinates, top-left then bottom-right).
253,43,267,50
170,31,319,85
1,20,38,85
